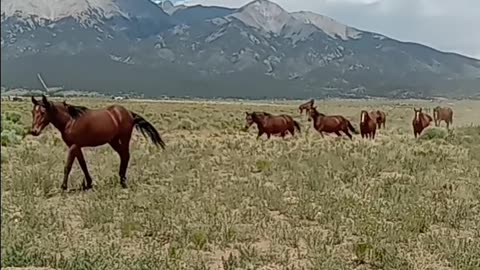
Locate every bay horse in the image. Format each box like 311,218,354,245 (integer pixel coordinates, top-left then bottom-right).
412,108,433,138
244,111,301,139
370,110,386,129
360,110,377,139
433,106,453,129
299,99,314,115
29,95,165,190
307,106,358,139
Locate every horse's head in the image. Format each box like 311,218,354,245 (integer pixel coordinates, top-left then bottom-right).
30,95,70,136
360,110,369,123
30,95,54,136
413,108,422,122
307,106,317,122
244,112,254,130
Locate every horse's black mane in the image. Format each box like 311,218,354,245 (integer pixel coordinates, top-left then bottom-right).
66,103,90,119
253,111,272,116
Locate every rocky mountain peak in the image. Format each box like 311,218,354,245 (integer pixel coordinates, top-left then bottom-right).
228,0,295,34
1,0,168,23
291,11,361,40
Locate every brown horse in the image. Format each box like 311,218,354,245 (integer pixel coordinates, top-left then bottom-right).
371,110,386,129
244,111,301,139
307,106,358,139
299,99,314,115
412,108,433,138
433,106,453,129
360,110,377,139
29,95,165,190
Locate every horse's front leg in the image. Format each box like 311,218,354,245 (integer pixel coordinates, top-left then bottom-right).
62,145,78,190
76,147,93,190
257,130,264,140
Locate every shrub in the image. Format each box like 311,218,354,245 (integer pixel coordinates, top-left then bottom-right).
1,111,25,147
419,127,447,140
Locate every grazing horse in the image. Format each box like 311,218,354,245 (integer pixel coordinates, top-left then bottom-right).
360,110,377,139
307,106,358,139
412,108,433,138
433,106,453,129
298,99,314,115
370,110,386,129
244,111,301,139
29,95,165,190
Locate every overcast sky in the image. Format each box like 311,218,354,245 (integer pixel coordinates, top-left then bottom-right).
167,0,479,60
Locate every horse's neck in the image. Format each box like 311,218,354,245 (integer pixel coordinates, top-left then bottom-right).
313,114,323,126
255,116,268,127
50,110,73,133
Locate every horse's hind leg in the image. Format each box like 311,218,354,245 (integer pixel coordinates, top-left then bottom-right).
109,136,131,189
76,148,93,190
335,131,342,137
288,126,295,137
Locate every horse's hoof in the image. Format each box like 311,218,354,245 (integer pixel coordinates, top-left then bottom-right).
82,184,93,191
120,179,128,189
61,184,67,191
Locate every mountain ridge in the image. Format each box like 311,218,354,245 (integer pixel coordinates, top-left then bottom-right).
1,0,479,98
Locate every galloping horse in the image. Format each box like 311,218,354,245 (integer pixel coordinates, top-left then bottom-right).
370,110,386,129
433,106,453,129
412,108,433,138
244,111,301,139
298,99,314,115
29,95,165,190
360,110,377,139
307,106,358,139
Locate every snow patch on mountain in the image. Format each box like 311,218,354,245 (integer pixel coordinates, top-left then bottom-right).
292,11,361,40
227,0,295,34
1,0,167,23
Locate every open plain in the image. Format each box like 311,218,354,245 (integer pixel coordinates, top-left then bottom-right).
2,98,480,270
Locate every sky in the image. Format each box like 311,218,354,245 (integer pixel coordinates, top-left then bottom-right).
164,0,480,60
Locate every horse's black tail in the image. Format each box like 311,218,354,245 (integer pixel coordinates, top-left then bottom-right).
347,120,359,134
131,111,166,149
293,120,301,133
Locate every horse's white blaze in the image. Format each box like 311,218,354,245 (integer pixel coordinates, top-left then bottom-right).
361,112,366,123
415,111,420,122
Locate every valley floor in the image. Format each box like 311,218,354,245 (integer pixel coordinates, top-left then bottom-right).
2,99,480,269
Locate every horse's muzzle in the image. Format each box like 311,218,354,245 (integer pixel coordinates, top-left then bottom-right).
29,129,40,136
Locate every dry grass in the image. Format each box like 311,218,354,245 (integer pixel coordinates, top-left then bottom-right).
2,98,480,270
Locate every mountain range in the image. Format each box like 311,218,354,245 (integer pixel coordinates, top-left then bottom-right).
1,0,479,99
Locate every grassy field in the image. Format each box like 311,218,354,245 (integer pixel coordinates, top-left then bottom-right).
2,98,480,270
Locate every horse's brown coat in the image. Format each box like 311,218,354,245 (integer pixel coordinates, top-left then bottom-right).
360,110,377,139
371,110,386,129
412,108,433,138
29,95,165,190
433,106,453,129
298,99,314,115
244,111,301,139
307,107,358,139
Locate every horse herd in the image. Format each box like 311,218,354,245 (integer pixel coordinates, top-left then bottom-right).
245,98,453,140
26,95,453,191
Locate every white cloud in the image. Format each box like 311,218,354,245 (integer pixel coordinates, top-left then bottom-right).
178,0,480,59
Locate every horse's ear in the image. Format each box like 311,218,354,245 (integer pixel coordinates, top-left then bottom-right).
245,112,249,116
41,95,51,109
31,96,38,105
